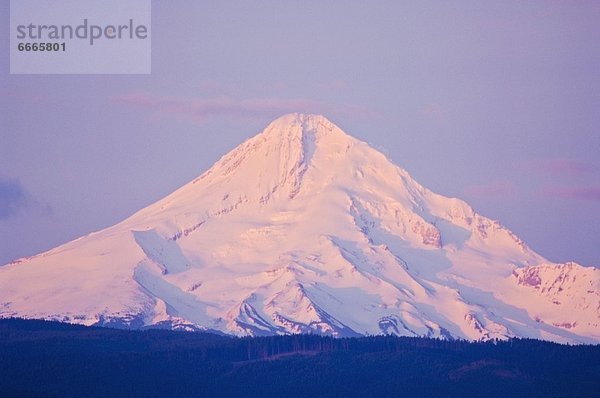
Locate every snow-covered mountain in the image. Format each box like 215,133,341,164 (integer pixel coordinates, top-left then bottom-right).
1,114,598,343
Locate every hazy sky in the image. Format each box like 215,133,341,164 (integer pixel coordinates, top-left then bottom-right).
1,1,599,267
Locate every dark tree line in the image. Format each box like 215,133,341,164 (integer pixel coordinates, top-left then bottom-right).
0,318,598,397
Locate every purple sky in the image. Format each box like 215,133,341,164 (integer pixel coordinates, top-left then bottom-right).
1,1,599,267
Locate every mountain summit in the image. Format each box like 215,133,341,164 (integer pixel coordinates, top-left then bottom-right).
1,114,598,343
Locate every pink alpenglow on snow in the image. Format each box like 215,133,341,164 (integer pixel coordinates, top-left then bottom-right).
0,114,598,343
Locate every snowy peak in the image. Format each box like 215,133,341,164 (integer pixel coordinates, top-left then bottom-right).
215,113,353,172
261,113,353,141
193,114,351,199
0,114,598,344
127,113,361,229
207,113,356,193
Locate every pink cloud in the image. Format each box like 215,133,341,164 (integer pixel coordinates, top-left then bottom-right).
526,158,596,177
113,93,370,124
541,185,600,201
464,181,517,198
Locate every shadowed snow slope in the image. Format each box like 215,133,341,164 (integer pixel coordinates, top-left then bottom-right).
1,114,598,343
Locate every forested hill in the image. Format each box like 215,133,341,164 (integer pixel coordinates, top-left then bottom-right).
0,318,598,397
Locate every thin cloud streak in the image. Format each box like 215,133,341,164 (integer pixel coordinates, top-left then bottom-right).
527,158,597,178
541,185,600,201
114,93,371,123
